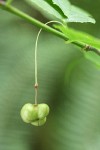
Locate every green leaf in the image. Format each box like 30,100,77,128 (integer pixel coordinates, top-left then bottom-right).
54,25,100,66
52,0,95,23
25,0,95,24
54,25,100,50
52,0,71,16
65,5,96,23
25,0,63,19
45,0,66,18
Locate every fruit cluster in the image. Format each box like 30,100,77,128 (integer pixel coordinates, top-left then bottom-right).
20,103,50,126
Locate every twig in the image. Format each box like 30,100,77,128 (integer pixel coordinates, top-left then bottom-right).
0,1,100,56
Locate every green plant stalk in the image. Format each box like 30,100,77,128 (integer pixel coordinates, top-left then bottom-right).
6,0,13,5
0,2,67,40
0,1,100,55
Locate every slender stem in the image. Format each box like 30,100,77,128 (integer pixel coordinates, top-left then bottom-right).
34,87,38,105
0,2,100,56
34,21,65,104
35,29,41,86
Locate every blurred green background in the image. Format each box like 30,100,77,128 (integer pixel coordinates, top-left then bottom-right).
0,0,100,150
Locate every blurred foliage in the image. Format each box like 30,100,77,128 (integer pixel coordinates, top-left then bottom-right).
0,1,100,150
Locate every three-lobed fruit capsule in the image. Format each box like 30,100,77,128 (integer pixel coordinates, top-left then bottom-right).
20,103,49,126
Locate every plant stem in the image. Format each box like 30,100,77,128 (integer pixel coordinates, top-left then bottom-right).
6,0,13,5
1,2,67,40
0,1,100,55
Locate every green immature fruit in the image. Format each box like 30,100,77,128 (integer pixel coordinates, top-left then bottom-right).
31,117,46,126
38,104,50,119
20,103,38,123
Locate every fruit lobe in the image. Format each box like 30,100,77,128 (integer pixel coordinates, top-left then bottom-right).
38,103,50,119
20,103,38,123
31,117,46,126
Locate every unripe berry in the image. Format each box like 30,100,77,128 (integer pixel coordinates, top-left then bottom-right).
38,103,50,119
20,103,38,123
31,117,46,126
